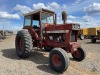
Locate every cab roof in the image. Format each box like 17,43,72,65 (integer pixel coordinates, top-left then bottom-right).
24,8,55,16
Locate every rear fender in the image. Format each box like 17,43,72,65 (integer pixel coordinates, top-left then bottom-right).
23,26,39,40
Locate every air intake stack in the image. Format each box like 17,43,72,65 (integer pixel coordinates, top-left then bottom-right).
62,11,67,24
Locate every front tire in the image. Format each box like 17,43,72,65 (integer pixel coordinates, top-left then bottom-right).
15,30,33,58
72,47,86,61
49,48,70,73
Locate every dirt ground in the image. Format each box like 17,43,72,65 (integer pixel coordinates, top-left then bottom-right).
0,35,100,75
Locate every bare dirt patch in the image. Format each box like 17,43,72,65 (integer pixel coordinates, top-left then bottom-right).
0,35,100,75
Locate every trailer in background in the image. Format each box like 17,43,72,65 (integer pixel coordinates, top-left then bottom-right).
79,27,100,39
88,28,100,38
91,30,100,43
78,28,88,40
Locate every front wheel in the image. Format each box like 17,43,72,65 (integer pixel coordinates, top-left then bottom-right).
71,47,86,61
49,48,70,73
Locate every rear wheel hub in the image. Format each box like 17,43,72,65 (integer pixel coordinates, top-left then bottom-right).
18,37,24,50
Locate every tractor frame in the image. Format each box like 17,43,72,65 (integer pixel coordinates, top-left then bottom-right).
15,8,86,73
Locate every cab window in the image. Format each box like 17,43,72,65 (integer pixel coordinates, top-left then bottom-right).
24,16,31,26
32,20,40,29
41,13,54,24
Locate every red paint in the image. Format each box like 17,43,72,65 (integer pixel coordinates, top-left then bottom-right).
52,54,61,67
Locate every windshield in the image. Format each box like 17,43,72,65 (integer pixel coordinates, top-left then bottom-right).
41,13,54,24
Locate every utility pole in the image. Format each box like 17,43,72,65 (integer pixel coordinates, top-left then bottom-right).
3,24,4,37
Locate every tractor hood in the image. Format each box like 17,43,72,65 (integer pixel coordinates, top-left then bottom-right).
45,24,73,33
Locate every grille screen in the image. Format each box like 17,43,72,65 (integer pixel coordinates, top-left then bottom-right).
71,31,76,42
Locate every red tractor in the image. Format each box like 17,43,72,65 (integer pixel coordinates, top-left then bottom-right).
15,8,86,73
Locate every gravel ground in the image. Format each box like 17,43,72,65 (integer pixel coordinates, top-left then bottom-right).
0,35,100,75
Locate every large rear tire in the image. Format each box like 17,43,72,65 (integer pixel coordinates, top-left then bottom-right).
49,48,70,73
72,47,86,61
15,30,33,58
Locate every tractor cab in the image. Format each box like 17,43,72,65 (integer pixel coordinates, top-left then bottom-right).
23,9,56,36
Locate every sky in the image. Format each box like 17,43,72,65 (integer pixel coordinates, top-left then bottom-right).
0,0,100,30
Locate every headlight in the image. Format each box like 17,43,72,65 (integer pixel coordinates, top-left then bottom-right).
72,24,80,30
78,25,80,29
72,24,75,29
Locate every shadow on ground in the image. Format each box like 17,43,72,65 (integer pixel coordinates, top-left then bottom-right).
86,42,100,44
1,48,59,74
1,48,19,60
70,58,76,61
